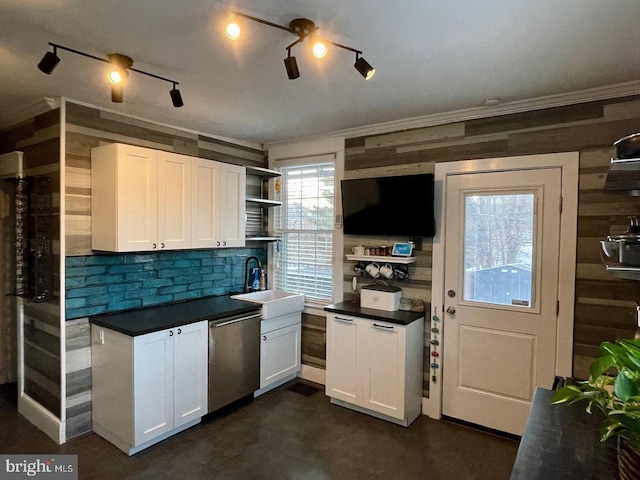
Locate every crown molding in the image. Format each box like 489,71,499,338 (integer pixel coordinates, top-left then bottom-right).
265,80,640,148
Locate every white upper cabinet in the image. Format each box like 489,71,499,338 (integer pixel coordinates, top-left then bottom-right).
92,143,245,252
157,151,191,250
191,158,246,248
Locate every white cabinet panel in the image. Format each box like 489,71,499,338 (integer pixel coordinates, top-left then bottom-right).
261,323,301,388
325,316,359,402
361,321,404,418
92,144,246,252
325,312,423,426
133,329,173,445
92,320,208,455
173,322,208,426
191,159,246,248
157,152,191,250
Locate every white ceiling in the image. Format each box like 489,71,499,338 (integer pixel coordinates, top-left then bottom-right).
1,0,640,146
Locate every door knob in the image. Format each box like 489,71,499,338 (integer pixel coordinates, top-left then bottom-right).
446,306,456,315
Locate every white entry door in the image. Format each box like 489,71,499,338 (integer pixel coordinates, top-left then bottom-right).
441,168,562,435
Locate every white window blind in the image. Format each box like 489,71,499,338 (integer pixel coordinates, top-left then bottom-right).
274,161,335,302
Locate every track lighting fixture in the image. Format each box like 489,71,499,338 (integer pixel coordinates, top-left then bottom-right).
37,42,184,107
37,45,60,74
354,53,375,80
225,11,375,81
284,49,300,80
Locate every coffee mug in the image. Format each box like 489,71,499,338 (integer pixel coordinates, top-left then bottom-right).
365,262,380,278
380,263,394,279
352,245,365,255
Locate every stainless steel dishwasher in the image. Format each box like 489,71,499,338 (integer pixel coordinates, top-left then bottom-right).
208,310,261,412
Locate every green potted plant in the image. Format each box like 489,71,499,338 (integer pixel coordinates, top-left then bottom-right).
551,338,640,478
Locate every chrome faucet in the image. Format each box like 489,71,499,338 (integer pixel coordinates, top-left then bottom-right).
244,256,263,293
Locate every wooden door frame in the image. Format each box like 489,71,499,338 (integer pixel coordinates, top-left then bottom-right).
424,152,579,419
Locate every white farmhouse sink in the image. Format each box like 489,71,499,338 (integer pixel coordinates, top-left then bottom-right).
231,290,305,319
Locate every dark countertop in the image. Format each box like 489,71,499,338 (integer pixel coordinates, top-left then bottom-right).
324,301,424,325
90,295,261,336
510,388,617,480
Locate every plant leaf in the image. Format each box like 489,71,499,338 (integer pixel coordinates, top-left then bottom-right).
616,371,639,401
551,385,583,404
590,355,615,379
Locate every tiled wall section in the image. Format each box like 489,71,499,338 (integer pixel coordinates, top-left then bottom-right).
65,247,266,319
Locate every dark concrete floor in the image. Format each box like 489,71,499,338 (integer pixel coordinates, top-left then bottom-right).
0,381,519,479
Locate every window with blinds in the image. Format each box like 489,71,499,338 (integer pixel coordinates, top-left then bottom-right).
273,161,335,302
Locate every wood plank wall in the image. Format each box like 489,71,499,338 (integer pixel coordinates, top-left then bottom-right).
344,95,640,380
63,101,268,437
0,109,62,416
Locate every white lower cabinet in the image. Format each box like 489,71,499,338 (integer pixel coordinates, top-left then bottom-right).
255,312,301,396
92,321,208,455
325,312,424,426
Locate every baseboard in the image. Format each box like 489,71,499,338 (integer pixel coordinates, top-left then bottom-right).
18,393,65,444
299,365,325,385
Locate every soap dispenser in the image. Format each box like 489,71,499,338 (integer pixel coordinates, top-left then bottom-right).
251,268,260,291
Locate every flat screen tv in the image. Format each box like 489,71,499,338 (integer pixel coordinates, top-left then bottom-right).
341,174,435,237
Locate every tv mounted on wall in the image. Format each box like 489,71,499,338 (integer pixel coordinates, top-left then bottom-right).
341,173,435,237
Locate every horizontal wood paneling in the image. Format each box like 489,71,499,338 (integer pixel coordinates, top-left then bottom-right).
344,94,640,382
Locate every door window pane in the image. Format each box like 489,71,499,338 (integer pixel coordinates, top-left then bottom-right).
463,193,535,307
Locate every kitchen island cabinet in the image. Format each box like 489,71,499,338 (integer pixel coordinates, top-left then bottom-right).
325,302,424,426
91,320,208,455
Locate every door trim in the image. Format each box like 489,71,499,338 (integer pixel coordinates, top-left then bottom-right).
424,152,578,420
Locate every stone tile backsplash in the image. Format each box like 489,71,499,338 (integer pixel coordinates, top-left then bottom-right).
65,248,266,319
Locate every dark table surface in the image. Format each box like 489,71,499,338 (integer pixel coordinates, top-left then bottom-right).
90,295,260,336
510,388,617,480
324,301,424,325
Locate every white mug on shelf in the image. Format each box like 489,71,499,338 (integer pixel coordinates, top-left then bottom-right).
365,262,380,278
380,263,394,279
352,245,365,255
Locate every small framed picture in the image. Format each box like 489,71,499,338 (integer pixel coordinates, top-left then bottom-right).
392,242,414,257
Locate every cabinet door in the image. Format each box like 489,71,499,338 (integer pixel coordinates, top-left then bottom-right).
173,321,208,427
360,321,406,420
261,323,301,388
325,314,359,403
116,145,159,251
157,152,191,250
92,143,158,251
133,329,174,445
217,163,246,247
191,158,219,248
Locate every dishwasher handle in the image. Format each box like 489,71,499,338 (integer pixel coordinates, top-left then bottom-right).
210,312,261,328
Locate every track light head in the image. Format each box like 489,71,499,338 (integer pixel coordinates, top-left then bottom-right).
311,38,328,59
284,52,300,80
170,83,184,107
37,48,60,75
354,54,375,80
111,84,124,103
226,21,241,40
107,53,133,86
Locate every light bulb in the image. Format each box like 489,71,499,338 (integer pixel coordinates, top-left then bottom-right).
226,21,241,40
312,40,327,58
107,69,123,85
